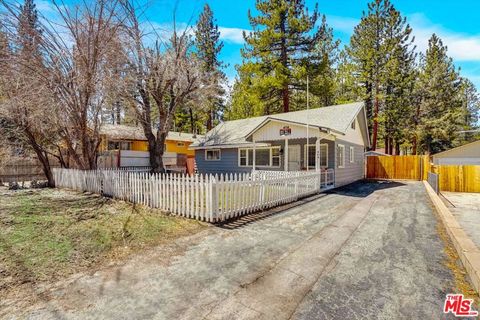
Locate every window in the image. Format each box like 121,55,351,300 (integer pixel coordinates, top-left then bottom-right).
239,149,247,166
351,120,356,130
337,144,345,168
272,148,280,167
350,146,355,163
238,147,281,168
205,149,221,161
107,141,131,150
304,144,328,168
177,142,185,147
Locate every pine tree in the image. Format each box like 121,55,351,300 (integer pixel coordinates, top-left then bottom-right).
348,0,392,150
194,4,226,131
235,0,319,115
416,34,463,154
381,5,416,154
18,0,41,59
304,15,340,107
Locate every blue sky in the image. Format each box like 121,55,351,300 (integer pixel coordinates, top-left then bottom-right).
37,0,480,88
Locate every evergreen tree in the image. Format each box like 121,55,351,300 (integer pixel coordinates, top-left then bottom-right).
234,0,320,115
381,5,416,154
194,4,226,131
416,34,463,154
348,0,392,150
17,0,41,59
304,15,340,107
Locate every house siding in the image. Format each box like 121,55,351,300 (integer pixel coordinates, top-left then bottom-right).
334,139,365,187
195,138,336,175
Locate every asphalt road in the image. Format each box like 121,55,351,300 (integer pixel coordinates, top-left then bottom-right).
6,181,457,320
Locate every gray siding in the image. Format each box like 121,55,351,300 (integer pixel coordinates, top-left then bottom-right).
334,139,365,187
195,148,251,174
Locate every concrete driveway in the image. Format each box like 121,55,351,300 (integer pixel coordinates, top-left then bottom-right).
6,181,457,319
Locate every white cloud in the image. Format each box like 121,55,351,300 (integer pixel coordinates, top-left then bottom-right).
409,13,480,61
326,15,359,34
219,27,250,44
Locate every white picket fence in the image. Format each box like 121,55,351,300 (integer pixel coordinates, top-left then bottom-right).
53,168,335,222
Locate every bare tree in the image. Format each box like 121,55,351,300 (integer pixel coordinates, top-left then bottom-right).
121,1,208,173
0,0,125,175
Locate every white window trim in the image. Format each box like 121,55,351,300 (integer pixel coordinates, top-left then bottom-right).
238,146,281,168
205,149,221,161
349,146,355,163
304,143,328,168
338,144,345,168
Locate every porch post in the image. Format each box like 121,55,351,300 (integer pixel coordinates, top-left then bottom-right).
253,140,256,172
284,138,289,172
315,137,320,172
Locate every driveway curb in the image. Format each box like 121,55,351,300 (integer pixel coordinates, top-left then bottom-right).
423,181,480,293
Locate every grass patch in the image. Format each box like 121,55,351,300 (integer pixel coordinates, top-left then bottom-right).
0,187,205,292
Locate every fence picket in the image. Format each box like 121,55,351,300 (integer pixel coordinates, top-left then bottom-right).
53,168,333,222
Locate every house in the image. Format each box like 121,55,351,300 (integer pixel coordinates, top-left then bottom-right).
190,102,370,187
432,140,480,165
97,124,201,171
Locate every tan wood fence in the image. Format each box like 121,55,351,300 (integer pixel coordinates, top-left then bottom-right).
366,155,480,193
366,155,428,180
431,165,480,193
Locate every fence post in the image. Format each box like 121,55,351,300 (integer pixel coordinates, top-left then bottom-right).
211,175,218,222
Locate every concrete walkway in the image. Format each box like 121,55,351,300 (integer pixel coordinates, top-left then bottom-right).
6,181,455,319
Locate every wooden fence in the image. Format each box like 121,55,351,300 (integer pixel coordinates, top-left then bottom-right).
53,168,335,222
431,165,480,193
366,155,480,193
366,155,428,180
0,159,60,183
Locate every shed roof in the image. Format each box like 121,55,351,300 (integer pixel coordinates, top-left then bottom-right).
432,139,480,158
100,124,201,142
192,102,365,148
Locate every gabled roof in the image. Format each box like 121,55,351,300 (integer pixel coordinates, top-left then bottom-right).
100,124,201,143
432,139,480,157
192,102,366,148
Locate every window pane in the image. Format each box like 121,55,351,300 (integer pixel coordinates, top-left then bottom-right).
320,145,327,167
272,156,280,166
256,149,270,166
307,145,315,167
247,148,270,166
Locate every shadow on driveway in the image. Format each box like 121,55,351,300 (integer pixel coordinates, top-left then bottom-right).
217,180,406,230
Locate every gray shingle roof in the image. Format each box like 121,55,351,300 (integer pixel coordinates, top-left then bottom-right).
192,102,364,148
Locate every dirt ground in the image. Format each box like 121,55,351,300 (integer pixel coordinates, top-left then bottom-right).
2,181,476,319
0,186,206,312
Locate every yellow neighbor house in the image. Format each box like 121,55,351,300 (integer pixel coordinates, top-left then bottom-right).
99,124,199,157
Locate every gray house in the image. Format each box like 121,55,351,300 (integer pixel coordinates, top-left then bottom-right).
190,102,370,187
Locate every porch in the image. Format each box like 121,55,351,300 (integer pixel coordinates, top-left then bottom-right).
245,118,337,188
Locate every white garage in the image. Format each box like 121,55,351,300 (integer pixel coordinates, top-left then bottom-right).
432,140,480,165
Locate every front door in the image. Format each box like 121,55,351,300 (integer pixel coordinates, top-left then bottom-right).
288,144,301,171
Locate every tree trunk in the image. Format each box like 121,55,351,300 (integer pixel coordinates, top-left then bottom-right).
190,108,196,133
384,136,389,155
395,141,400,155
388,137,393,155
372,94,379,150
412,136,417,155
207,106,213,131
279,11,289,113
25,128,55,187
